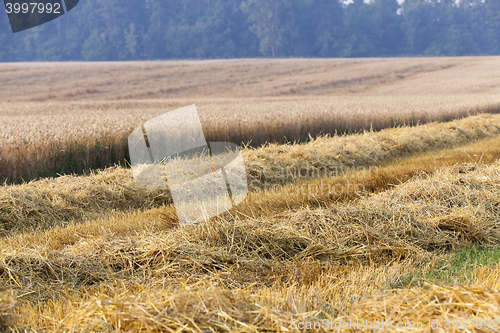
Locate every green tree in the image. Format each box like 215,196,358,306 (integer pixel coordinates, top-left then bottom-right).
371,0,405,56
0,0,500,61
312,0,344,57
342,0,378,57
241,0,294,57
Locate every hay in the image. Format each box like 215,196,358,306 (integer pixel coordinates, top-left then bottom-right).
3,114,500,235
349,284,500,333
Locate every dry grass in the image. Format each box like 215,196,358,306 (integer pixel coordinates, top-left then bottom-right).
0,167,172,235
2,58,500,331
3,96,500,183
1,57,500,101
24,262,405,332
245,113,500,187
50,282,500,333
2,114,500,236
2,57,500,182
348,284,500,333
2,158,500,331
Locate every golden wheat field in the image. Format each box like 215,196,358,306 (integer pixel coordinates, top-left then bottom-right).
2,57,500,183
1,57,500,331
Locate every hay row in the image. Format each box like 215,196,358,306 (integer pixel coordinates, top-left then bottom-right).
2,161,500,304
3,114,500,235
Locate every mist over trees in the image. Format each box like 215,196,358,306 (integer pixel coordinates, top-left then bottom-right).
0,0,498,61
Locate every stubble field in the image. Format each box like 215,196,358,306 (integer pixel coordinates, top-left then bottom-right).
1,57,500,331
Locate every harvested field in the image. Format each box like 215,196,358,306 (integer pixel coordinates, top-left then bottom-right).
1,57,500,101
5,158,500,331
1,58,500,331
1,57,500,183
2,113,500,236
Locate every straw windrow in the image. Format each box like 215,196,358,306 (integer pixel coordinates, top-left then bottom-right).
1,159,500,331
3,114,500,236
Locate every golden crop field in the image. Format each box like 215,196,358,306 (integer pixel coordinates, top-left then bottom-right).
1,57,500,331
1,57,500,183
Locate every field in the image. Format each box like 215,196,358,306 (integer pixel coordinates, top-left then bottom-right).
1,57,500,331
2,57,500,183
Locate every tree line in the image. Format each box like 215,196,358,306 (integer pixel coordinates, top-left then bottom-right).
0,0,499,61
